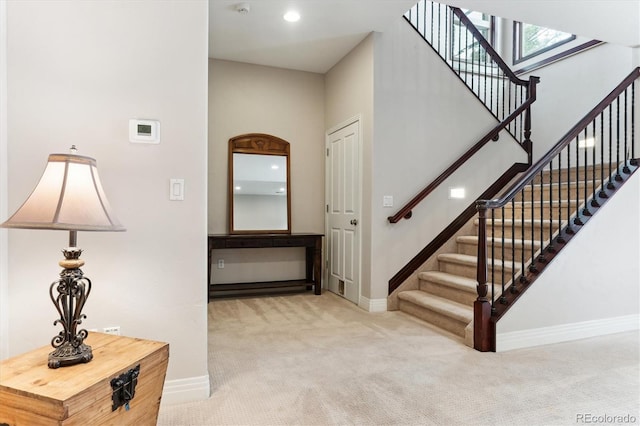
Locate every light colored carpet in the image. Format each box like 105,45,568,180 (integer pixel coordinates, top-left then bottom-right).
157,291,639,426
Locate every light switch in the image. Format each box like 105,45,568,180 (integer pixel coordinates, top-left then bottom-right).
170,179,184,201
383,195,393,207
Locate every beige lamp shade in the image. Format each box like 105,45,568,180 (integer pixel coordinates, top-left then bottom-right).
1,153,125,232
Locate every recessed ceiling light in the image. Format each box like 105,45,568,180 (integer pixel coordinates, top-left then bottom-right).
271,164,279,170
283,10,300,22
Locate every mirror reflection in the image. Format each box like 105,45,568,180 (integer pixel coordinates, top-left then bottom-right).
233,153,287,231
228,133,291,234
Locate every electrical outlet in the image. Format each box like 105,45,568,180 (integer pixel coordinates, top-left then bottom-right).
217,259,224,269
103,326,121,336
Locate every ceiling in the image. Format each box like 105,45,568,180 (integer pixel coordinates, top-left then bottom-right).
208,0,417,73
209,0,640,75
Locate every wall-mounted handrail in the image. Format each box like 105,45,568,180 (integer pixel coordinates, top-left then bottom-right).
474,67,640,352
388,77,539,224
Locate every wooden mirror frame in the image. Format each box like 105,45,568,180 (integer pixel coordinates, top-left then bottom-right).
228,133,291,234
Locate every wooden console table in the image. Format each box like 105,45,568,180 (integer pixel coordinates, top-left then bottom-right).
208,233,323,300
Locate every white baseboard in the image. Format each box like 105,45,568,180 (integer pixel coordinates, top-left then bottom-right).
358,296,387,312
161,374,210,405
496,314,640,352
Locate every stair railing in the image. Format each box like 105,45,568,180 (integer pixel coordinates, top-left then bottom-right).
404,1,531,142
474,67,640,352
389,1,540,224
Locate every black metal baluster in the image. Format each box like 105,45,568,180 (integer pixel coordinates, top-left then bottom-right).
607,104,614,189
483,48,488,105
623,88,631,173
582,128,591,216
520,86,525,142
548,159,555,253
557,150,566,244
510,198,516,293
538,170,545,263
574,137,583,226
500,207,505,303
566,144,574,234
591,119,600,209
599,111,607,198
437,3,441,54
632,82,637,166
430,1,434,45
520,187,527,284
529,180,537,272
456,15,462,74
615,96,622,181
491,208,495,312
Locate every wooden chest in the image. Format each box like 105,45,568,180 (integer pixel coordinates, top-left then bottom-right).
0,333,169,426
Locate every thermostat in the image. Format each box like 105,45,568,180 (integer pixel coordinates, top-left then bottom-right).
129,119,160,144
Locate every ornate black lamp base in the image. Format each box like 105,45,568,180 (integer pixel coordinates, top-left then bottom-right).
48,342,93,369
48,246,93,369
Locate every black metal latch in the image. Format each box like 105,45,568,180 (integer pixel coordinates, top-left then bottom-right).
111,364,140,411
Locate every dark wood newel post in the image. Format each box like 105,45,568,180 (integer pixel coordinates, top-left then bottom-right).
474,200,492,352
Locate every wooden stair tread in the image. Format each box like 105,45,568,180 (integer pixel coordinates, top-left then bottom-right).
473,218,557,227
397,290,472,323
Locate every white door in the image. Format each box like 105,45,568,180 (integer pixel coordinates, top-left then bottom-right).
326,119,361,304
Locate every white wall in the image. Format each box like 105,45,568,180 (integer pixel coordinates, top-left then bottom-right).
369,18,526,301
497,171,640,351
6,0,209,402
208,59,325,283
0,0,8,360
519,44,634,162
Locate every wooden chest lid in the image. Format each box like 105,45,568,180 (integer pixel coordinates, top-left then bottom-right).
0,333,169,421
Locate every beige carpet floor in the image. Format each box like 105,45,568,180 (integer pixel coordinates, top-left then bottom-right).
157,291,639,426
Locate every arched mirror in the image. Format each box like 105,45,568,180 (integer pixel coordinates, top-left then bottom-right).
228,133,291,234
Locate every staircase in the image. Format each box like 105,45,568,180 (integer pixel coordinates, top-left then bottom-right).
396,165,614,346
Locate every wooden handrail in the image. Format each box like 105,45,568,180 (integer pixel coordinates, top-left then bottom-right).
450,8,528,86
388,76,539,224
482,67,640,210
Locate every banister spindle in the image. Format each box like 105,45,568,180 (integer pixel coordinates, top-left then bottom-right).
520,187,526,284
632,81,636,166
574,136,584,226
566,144,575,235
583,128,592,216
529,180,537,273
510,198,516,293
500,207,505,304
608,104,615,189
548,159,555,253
616,96,622,181
623,88,630,174
557,150,566,244
591,120,600,209
599,111,607,198
538,170,545,262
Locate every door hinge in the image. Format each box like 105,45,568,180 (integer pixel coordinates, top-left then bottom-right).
326,148,329,156
326,204,329,213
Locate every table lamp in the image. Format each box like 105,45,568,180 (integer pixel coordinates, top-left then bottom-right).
1,146,125,368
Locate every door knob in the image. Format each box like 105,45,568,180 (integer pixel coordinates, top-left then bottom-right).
350,219,358,226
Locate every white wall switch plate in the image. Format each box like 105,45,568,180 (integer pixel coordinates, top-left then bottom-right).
383,195,393,207
170,178,185,200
